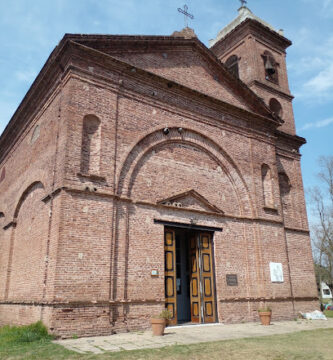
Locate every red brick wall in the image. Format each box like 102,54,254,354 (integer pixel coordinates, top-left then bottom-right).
0,87,67,327
53,191,113,302
0,305,43,327
7,183,48,301
0,226,10,299
212,31,296,135
111,50,250,111
0,38,318,337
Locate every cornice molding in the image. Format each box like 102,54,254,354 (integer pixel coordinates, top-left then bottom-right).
275,130,306,153
211,18,292,58
0,38,282,165
248,80,294,101
0,40,74,164
67,38,276,121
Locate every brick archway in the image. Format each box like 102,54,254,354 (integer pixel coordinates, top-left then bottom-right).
117,127,254,217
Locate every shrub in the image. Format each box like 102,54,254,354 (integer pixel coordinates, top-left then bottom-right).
0,321,53,344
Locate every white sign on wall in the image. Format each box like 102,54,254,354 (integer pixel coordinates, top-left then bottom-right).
269,262,284,283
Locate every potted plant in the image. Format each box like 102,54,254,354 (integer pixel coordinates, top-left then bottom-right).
151,309,172,336
258,306,272,325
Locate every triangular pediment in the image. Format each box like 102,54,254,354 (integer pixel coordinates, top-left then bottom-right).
157,189,224,214
63,34,276,119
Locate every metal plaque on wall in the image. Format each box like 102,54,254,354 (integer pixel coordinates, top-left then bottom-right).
226,274,238,286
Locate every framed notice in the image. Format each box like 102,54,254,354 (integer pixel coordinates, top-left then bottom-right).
226,274,238,286
269,262,284,283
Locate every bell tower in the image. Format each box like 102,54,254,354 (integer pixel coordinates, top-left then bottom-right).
210,5,295,134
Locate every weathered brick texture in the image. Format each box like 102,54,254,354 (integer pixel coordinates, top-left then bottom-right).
0,17,318,338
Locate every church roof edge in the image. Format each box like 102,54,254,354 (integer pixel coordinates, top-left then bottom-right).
209,6,291,49
0,33,283,164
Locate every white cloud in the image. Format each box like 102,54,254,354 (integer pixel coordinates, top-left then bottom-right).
303,63,333,95
288,56,325,75
290,34,333,103
300,117,333,131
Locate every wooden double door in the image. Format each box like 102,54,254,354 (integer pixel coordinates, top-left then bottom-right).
165,228,216,325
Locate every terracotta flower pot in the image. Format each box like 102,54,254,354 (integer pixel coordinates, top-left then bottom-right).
259,311,272,325
151,318,166,336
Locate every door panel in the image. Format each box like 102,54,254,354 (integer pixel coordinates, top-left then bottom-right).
200,233,216,323
204,277,212,297
165,229,216,325
189,235,200,323
164,229,177,325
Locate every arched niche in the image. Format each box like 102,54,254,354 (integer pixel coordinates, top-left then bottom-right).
278,172,292,216
225,55,239,78
261,164,274,208
8,181,48,301
279,172,291,196
269,98,283,118
13,182,45,219
81,115,101,175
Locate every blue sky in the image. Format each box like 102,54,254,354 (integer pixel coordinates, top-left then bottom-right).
0,0,332,207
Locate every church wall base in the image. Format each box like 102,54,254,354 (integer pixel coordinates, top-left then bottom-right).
218,299,319,324
0,299,320,338
0,304,45,327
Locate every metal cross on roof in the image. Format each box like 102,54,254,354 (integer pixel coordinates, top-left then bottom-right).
177,4,194,28
240,0,247,6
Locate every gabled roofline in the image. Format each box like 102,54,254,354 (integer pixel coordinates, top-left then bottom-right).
62,33,279,121
0,33,282,164
67,40,282,127
0,39,71,163
211,17,292,54
157,189,224,214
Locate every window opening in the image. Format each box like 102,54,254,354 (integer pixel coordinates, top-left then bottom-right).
269,98,283,118
263,51,278,83
225,55,239,78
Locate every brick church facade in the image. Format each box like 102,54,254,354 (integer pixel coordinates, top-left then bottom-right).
0,6,318,337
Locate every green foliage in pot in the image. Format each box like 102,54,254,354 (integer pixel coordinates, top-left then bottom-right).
258,307,272,313
157,309,172,320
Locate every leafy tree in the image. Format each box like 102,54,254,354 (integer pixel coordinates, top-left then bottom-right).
309,156,333,291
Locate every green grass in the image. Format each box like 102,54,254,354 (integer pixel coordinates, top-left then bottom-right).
1,323,333,359
324,310,333,318
0,321,53,344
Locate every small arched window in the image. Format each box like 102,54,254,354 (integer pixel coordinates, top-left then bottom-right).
225,55,239,78
263,51,278,83
269,98,283,118
279,172,291,197
278,172,291,214
81,115,101,175
262,164,274,208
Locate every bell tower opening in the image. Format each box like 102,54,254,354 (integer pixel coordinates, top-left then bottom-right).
263,51,278,83
210,5,296,135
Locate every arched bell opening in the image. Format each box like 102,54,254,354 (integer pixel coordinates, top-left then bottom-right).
263,51,278,83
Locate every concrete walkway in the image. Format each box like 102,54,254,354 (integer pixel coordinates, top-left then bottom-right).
54,318,333,354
